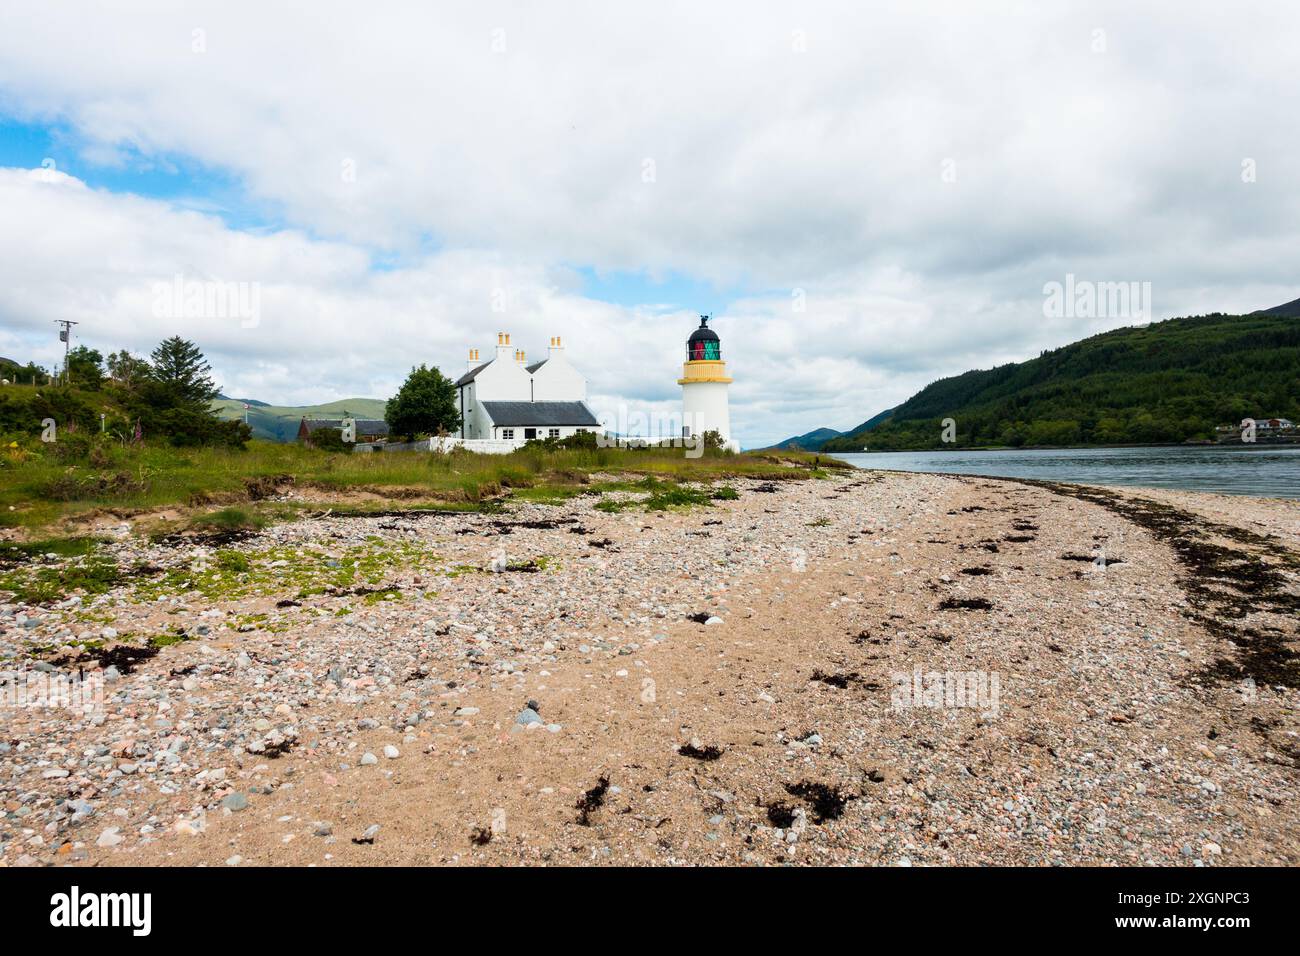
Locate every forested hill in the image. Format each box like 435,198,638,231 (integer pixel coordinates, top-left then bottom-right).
821,311,1300,451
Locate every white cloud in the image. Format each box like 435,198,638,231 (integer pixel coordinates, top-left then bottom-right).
2,3,1299,445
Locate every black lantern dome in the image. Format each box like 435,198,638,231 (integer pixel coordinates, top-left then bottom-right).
686,315,721,361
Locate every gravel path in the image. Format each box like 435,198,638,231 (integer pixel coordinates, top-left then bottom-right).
2,471,1297,866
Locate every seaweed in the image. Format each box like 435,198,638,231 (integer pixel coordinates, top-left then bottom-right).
765,802,797,828
575,775,611,826
810,669,858,688
938,597,993,611
1020,480,1300,690
783,780,856,823
677,742,724,761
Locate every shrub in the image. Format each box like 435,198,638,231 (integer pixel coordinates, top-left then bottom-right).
142,407,251,448
308,427,354,453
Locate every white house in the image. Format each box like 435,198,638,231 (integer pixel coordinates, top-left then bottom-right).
454,332,601,448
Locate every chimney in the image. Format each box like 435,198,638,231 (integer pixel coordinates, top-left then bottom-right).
549,335,564,357
467,347,480,371
495,332,512,362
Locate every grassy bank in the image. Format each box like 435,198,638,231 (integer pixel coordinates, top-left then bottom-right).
0,438,846,535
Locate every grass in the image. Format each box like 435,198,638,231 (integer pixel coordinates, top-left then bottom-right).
0,440,849,607
0,438,844,535
0,553,124,604
191,507,270,535
0,535,106,563
593,476,734,512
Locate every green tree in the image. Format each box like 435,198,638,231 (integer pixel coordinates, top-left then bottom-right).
65,346,104,389
106,349,151,388
385,365,461,440
121,337,248,448
147,336,218,411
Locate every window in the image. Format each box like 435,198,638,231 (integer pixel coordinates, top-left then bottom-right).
548,428,560,438
502,429,514,439
524,428,537,440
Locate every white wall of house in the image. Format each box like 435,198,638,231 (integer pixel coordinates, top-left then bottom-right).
489,424,599,443
459,382,500,440
429,428,601,455
429,437,520,454
530,345,586,402
473,351,531,401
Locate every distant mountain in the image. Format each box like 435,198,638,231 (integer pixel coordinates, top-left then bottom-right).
767,427,843,451
216,395,271,408
829,407,896,447
1254,297,1300,318
822,309,1300,452
768,405,897,452
211,397,389,442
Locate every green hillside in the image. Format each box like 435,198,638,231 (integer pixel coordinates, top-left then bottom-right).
822,311,1300,451
211,397,389,442
767,427,843,451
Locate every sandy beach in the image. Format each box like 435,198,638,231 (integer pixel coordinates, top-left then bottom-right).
2,469,1297,867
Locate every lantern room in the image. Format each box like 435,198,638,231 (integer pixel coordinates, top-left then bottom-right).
686,315,721,361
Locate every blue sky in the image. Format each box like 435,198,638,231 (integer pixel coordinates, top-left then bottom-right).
2,115,754,311
0,117,280,230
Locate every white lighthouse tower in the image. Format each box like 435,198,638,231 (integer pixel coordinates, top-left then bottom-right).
679,315,738,451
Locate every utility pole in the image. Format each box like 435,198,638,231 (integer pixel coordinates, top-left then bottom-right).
55,320,78,385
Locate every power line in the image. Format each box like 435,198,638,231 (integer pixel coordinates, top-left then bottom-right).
55,320,79,385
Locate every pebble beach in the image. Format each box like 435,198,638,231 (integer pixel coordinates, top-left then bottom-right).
2,468,1298,866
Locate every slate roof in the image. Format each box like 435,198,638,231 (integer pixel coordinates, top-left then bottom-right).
525,359,548,373
455,361,492,387
480,401,600,427
301,418,390,436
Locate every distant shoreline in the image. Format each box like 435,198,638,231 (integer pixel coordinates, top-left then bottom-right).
832,443,1300,499
831,439,1300,454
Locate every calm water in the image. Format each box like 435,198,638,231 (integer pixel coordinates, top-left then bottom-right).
838,445,1300,498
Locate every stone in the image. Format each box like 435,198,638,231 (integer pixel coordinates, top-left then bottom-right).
96,827,124,848
383,745,400,759
359,752,378,766
221,792,249,812
515,707,543,726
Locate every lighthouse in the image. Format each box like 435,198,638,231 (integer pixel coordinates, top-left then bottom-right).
679,315,738,451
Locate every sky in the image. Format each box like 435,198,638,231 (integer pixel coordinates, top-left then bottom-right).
1,2,1297,448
